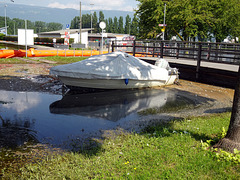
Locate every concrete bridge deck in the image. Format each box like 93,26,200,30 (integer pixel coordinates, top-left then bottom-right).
140,56,239,72
140,56,239,89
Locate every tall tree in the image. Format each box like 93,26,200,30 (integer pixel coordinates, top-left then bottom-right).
136,0,240,41
26,20,35,30
47,22,63,31
70,16,80,29
108,17,113,33
105,19,109,32
35,21,47,33
209,0,240,42
82,14,91,28
98,11,105,33
125,15,131,34
12,18,28,33
92,12,98,33
136,0,165,39
131,14,139,37
113,17,118,33
118,16,124,34
167,0,212,41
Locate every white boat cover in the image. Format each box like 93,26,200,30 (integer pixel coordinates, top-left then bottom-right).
50,52,169,81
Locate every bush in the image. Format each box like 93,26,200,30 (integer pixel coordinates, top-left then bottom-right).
34,37,74,44
5,36,18,42
0,33,5,40
1,35,74,45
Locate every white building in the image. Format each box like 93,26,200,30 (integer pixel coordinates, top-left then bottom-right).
38,29,90,47
0,27,7,35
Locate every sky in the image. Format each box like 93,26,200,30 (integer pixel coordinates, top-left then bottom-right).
9,0,139,12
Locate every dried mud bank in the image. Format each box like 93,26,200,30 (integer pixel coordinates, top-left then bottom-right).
0,64,63,94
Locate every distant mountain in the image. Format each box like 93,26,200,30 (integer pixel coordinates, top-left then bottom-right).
0,3,134,26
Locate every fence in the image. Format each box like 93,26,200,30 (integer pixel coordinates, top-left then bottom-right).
112,40,240,65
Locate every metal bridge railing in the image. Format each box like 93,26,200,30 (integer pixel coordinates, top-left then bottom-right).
112,40,240,65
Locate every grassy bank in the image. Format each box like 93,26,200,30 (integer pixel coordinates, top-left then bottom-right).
41,56,87,64
0,56,87,64
0,58,29,64
2,112,240,179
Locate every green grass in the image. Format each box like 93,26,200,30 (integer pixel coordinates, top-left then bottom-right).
2,112,240,179
41,56,87,64
0,56,87,64
0,58,29,64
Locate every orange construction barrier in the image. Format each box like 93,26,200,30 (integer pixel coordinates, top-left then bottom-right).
0,49,109,59
0,49,153,59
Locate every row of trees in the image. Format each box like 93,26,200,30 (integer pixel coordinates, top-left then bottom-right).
1,0,239,42
70,11,139,36
0,17,63,35
136,0,240,42
0,11,139,36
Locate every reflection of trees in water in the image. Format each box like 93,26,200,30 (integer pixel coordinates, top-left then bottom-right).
0,115,38,148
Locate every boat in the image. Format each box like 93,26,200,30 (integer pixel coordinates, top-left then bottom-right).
50,51,178,90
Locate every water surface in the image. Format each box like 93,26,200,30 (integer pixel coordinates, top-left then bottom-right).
0,88,212,149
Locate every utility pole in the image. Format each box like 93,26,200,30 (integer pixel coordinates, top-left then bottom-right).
13,20,15,35
90,3,94,34
5,4,7,36
163,3,166,40
25,20,27,58
79,1,82,44
1,0,14,36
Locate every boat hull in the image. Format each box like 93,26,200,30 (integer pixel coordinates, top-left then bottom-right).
58,75,177,90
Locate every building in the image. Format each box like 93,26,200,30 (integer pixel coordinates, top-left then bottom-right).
38,29,91,47
0,27,7,35
37,29,134,48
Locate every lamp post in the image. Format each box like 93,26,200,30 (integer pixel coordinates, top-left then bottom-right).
99,21,106,54
13,20,15,35
90,3,94,34
162,3,166,40
1,0,14,36
5,4,7,36
79,1,82,44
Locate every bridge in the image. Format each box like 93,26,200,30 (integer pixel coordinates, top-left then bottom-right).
112,40,240,88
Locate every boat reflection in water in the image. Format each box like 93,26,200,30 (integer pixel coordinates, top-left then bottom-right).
50,89,172,122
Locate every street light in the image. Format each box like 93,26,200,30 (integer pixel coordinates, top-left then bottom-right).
79,1,82,44
90,3,94,34
162,0,169,40
1,0,14,36
5,4,7,36
13,20,15,35
162,3,166,40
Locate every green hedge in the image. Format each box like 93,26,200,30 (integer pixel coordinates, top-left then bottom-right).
1,35,74,44
0,33,5,40
4,36,18,41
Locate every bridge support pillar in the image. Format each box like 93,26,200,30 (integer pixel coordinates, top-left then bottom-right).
196,44,202,81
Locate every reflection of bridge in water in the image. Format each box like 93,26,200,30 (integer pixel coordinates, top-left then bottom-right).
112,40,240,88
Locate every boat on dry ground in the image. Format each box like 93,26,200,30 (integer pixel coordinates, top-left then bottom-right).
50,52,178,90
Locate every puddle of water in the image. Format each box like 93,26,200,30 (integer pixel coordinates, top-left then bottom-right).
0,89,213,149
